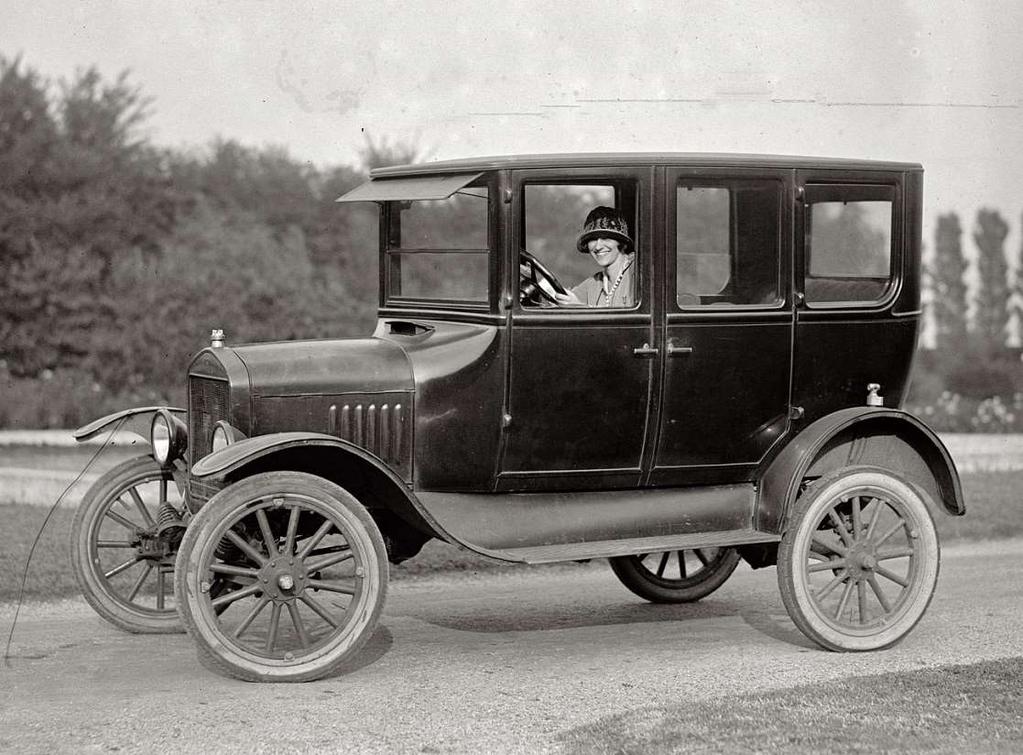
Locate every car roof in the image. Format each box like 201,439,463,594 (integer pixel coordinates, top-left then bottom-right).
370,152,923,178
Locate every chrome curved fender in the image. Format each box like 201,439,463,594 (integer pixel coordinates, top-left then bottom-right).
756,407,964,533
73,406,185,446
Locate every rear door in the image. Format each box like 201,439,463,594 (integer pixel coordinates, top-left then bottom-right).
650,167,795,485
791,171,912,421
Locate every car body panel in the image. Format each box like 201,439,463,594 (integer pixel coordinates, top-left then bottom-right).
374,319,507,491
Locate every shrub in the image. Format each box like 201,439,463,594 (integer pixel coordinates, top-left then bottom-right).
0,365,180,429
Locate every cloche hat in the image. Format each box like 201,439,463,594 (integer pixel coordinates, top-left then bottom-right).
575,206,633,253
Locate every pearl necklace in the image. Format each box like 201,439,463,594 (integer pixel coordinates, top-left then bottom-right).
602,257,634,305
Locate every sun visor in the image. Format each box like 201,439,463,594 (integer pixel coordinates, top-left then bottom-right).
336,172,484,203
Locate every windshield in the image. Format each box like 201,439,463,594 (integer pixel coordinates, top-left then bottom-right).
384,181,491,306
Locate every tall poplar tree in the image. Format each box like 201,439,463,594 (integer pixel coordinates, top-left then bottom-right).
973,208,1010,351
1015,209,1023,345
929,213,969,351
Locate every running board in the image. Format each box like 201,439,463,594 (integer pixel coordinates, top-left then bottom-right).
485,529,781,565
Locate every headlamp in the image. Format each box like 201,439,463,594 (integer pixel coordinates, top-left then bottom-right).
150,409,187,466
211,421,244,453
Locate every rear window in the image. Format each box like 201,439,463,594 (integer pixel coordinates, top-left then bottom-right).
805,188,895,305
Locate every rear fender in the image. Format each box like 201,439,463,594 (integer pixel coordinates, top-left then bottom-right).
756,407,964,534
73,406,185,449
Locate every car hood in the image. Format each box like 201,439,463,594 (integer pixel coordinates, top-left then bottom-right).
231,337,414,397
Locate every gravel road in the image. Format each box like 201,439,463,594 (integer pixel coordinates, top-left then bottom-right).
2,537,1021,753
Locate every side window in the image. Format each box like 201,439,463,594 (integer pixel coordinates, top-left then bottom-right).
520,180,639,309
806,197,893,305
385,181,491,304
676,179,781,307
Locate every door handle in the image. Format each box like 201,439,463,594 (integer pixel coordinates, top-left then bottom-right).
632,343,659,357
667,343,694,357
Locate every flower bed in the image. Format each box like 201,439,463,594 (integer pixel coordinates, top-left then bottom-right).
906,392,1023,433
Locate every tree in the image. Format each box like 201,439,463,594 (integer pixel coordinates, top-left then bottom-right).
107,202,365,393
357,132,424,171
972,208,1010,350
0,59,182,377
195,139,317,237
1015,209,1023,346
928,213,969,352
313,163,379,303
0,55,58,195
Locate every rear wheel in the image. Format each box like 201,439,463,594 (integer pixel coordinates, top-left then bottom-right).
174,472,388,682
777,467,940,651
70,456,184,633
609,547,740,603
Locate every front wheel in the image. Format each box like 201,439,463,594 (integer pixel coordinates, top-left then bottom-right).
70,456,184,633
609,547,740,603
174,472,388,682
777,467,940,652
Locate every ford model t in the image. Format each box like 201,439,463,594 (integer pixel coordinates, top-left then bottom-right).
71,153,963,682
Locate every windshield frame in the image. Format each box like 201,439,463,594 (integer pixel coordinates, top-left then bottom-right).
380,174,497,312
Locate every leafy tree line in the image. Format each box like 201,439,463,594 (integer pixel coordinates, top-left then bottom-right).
0,56,398,427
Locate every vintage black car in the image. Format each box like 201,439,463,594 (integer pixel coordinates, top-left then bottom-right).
71,153,964,682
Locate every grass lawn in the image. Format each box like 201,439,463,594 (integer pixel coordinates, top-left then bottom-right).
558,657,1023,754
3,469,1022,603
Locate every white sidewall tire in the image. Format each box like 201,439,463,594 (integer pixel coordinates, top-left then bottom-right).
174,472,388,682
778,467,940,652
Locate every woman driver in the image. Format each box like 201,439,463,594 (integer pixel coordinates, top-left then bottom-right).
555,206,636,308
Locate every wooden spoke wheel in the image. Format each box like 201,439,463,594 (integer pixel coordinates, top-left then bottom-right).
70,456,184,633
777,467,940,651
174,472,388,682
609,547,741,603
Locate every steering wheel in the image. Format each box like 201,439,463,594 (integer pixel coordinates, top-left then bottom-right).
519,250,569,306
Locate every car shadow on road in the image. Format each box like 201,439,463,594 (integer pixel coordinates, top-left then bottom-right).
395,598,741,633
391,598,815,650
322,624,395,679
738,608,816,649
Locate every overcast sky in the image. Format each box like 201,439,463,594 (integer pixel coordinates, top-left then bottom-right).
4,0,1022,259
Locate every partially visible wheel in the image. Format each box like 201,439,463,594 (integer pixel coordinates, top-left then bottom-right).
174,472,388,683
609,547,741,603
70,456,184,633
777,466,940,652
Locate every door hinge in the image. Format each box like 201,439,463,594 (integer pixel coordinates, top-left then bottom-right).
788,405,805,420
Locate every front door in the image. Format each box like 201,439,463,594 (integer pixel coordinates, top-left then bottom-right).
650,167,795,485
498,168,657,491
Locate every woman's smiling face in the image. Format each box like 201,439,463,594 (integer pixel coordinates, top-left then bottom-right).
586,237,623,268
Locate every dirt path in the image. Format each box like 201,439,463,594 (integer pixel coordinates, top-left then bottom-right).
2,538,1021,753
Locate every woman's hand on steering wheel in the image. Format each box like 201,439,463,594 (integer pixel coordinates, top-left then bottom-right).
519,250,570,306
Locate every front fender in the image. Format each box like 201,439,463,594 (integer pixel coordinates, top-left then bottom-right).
192,432,401,481
73,406,185,447
756,407,964,533
189,431,463,551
